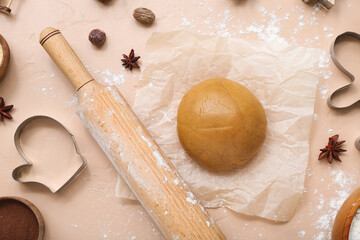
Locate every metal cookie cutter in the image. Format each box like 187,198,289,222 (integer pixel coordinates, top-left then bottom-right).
0,0,13,14
327,32,360,151
12,116,87,193
303,0,335,10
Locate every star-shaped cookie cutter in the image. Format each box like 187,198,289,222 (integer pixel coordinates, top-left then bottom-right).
12,116,87,193
327,32,360,151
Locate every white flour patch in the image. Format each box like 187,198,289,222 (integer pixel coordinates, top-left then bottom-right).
242,9,287,44
316,194,324,210
182,17,191,26
314,231,326,240
86,65,126,86
313,170,356,239
186,197,197,205
99,69,125,85
65,94,78,107
298,230,306,238
153,150,171,171
316,50,331,99
214,9,233,38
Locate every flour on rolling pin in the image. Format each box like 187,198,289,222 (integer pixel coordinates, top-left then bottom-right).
76,84,222,239
78,86,188,192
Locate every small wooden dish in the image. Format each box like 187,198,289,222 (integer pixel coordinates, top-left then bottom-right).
0,33,10,79
332,187,360,240
0,196,45,240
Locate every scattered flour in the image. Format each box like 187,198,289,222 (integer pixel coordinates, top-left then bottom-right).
186,192,197,205
173,178,180,185
316,194,324,210
317,50,331,99
314,232,326,240
242,8,287,44
214,9,233,37
298,230,306,238
182,18,191,26
349,208,360,240
313,170,356,239
99,69,125,85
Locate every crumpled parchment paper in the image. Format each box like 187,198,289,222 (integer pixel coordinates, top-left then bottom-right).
115,31,322,222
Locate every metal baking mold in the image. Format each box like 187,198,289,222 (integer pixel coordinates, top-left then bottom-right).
327,32,360,110
327,32,360,151
302,0,335,10
0,0,13,15
12,115,87,193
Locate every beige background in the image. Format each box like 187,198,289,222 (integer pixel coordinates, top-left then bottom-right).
1,0,360,239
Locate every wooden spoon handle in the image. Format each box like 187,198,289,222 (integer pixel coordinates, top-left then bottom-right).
40,27,94,91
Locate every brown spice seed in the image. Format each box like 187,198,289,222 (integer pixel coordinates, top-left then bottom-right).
0,96,13,121
133,8,156,25
89,29,106,47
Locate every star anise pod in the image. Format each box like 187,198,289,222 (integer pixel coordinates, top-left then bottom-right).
318,134,346,163
0,97,13,121
121,49,140,70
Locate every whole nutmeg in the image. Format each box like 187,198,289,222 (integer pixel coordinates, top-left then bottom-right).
133,8,156,25
89,29,106,47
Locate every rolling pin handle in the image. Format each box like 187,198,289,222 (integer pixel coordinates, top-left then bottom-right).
39,27,94,91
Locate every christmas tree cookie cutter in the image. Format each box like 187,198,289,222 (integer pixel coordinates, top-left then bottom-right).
12,116,87,193
327,32,360,151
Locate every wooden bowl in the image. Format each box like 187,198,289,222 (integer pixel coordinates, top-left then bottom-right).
332,187,360,240
0,196,45,240
0,33,10,79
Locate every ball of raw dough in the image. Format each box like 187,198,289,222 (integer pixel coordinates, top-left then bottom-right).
177,78,267,171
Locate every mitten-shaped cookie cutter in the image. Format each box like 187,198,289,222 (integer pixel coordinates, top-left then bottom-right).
327,32,360,151
12,116,87,193
303,0,335,10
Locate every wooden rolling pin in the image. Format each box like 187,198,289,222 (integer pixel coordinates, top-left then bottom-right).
39,27,226,240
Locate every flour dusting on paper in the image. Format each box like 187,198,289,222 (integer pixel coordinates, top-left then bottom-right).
115,31,323,222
